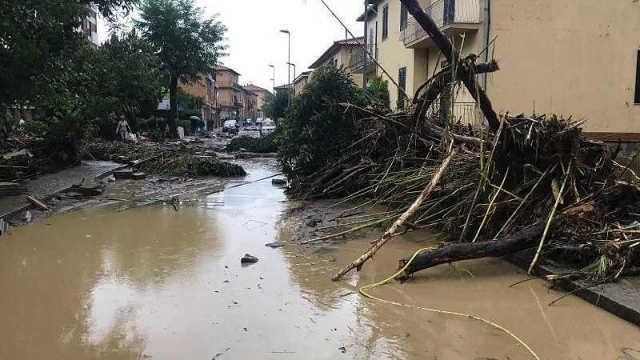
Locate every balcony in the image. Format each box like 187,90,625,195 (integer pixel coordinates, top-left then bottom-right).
349,47,378,74
401,0,481,49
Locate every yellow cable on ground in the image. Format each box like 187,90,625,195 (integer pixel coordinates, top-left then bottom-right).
359,247,542,360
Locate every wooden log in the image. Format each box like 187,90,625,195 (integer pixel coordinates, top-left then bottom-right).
331,144,458,281
396,223,546,280
400,0,501,133
26,195,49,211
396,201,597,279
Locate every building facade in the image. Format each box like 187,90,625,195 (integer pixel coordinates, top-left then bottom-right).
361,0,640,138
215,65,244,121
80,6,99,45
243,84,272,118
293,71,312,95
179,74,217,126
309,37,365,87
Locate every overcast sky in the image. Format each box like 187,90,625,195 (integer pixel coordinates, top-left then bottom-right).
99,0,365,91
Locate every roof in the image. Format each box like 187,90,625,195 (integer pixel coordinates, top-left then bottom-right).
309,36,364,69
294,71,312,84
243,84,270,93
274,84,293,92
215,65,241,76
357,3,379,22
242,87,259,96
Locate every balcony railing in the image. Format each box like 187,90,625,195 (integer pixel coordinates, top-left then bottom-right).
427,99,480,124
349,47,378,74
401,0,481,47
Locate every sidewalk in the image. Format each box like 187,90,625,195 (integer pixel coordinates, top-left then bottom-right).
0,161,121,218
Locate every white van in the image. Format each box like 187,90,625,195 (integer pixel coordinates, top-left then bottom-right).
260,118,276,136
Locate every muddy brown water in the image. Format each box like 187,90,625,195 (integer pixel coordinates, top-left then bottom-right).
1,161,639,360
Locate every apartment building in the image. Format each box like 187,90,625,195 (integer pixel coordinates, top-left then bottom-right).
293,71,312,95
361,0,640,138
242,87,259,120
309,37,365,87
215,65,244,120
80,6,99,45
179,74,217,125
243,84,272,118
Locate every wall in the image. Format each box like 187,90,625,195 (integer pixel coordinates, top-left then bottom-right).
376,0,431,108
488,0,640,134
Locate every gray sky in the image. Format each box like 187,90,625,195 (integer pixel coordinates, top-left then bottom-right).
99,0,364,91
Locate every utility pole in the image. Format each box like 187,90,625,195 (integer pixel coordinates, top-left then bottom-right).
280,30,291,85
363,0,369,88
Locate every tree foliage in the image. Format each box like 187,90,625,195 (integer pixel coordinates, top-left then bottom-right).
135,0,226,135
278,65,366,180
367,75,390,107
261,91,290,120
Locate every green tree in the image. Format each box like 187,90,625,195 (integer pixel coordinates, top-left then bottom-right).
279,65,366,180
135,0,226,137
0,0,137,135
367,76,390,107
262,91,290,120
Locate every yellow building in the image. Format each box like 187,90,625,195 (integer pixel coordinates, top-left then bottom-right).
179,73,217,125
361,0,640,139
309,37,365,87
293,71,312,95
243,84,271,118
215,65,243,121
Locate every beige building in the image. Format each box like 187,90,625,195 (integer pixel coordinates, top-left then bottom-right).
242,87,259,120
361,0,640,139
243,84,272,118
309,37,365,87
179,74,217,125
293,71,312,95
215,65,243,120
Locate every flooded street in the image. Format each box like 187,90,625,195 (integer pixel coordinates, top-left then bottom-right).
1,160,639,360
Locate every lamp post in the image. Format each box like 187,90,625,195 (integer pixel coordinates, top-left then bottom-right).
287,62,296,91
363,0,369,88
268,64,275,91
279,29,291,86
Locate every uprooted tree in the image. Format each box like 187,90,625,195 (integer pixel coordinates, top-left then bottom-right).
283,0,640,284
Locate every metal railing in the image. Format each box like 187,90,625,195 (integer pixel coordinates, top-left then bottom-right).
427,99,480,124
401,0,481,46
349,47,378,73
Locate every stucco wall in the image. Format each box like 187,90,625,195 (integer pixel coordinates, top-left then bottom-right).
488,0,640,133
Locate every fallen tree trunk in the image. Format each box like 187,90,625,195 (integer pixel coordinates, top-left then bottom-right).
396,202,597,279
331,144,458,281
396,223,545,280
400,0,501,133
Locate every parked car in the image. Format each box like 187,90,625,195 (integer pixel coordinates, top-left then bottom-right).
255,118,263,127
242,118,253,127
223,120,238,135
260,118,276,136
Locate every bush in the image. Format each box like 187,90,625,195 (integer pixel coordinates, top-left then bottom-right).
367,76,390,107
227,134,277,153
278,65,366,180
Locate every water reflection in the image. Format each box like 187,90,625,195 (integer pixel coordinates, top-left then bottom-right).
0,160,639,359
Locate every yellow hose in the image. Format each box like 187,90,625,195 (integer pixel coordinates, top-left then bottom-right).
358,247,542,360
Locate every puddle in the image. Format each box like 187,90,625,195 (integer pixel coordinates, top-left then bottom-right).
0,160,639,359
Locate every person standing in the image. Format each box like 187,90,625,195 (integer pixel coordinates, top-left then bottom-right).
115,116,131,142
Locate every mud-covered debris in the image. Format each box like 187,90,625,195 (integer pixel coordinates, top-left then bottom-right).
241,254,259,264
338,346,346,353
265,242,285,248
271,178,286,186
306,219,320,227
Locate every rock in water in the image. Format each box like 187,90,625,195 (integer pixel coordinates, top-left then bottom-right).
265,242,285,249
240,254,259,264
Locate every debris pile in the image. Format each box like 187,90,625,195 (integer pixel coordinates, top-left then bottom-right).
82,140,246,177
287,0,640,283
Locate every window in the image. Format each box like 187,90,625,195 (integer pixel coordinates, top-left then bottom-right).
635,50,640,104
400,4,408,31
398,67,407,109
368,28,375,55
382,4,389,41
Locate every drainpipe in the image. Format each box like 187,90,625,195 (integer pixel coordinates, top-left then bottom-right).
363,0,369,88
482,0,491,90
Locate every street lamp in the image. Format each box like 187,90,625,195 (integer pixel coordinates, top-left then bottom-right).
268,64,275,91
279,29,291,85
287,62,296,86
